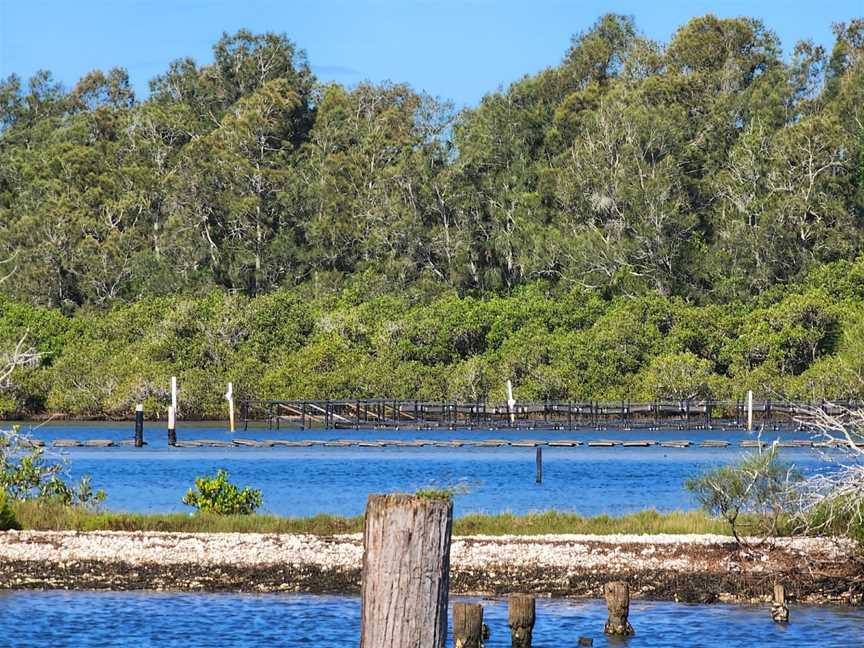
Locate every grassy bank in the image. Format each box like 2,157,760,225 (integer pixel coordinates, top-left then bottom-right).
10,502,739,536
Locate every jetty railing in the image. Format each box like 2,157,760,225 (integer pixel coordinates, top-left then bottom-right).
239,398,856,431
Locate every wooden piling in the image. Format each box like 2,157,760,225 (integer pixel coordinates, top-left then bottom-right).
226,382,235,433
508,595,535,648
167,405,176,446
535,446,542,484
603,581,634,636
747,390,754,431
134,404,144,447
771,583,789,623
453,602,484,648
360,493,453,648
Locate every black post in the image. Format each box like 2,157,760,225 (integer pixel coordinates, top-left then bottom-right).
134,404,144,448
535,446,542,484
167,405,176,446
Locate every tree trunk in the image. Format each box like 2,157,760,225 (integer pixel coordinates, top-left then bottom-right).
359,494,453,648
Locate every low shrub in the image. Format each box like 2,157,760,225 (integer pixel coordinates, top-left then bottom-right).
0,427,104,507
685,443,800,545
0,491,20,530
182,469,262,515
0,492,21,531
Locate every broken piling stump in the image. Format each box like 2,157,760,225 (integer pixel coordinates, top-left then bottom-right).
771,583,789,623
359,493,453,648
508,594,535,647
453,602,484,648
604,580,635,636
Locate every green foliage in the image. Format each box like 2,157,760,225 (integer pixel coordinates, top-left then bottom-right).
685,444,800,544
0,427,105,507
637,352,714,400
0,18,861,414
182,469,262,515
1,267,864,416
0,491,20,530
1,18,862,307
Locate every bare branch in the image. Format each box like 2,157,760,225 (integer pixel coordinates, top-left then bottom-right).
0,333,43,388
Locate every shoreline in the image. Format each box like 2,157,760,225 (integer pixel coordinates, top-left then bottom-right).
1,531,860,605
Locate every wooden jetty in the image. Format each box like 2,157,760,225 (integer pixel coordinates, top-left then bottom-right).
239,398,841,432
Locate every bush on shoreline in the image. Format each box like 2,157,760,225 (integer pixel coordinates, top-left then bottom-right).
0,492,20,531
182,469,262,515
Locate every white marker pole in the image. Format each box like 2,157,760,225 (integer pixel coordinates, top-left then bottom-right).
507,379,516,425
747,390,754,432
226,382,235,433
171,376,178,414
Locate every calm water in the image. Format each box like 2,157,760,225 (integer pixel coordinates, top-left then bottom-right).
1,591,861,647
14,422,838,516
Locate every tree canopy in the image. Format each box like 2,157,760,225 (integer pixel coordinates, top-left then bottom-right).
0,16,863,415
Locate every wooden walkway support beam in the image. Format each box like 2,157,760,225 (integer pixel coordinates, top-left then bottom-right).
360,494,453,648
508,594,535,647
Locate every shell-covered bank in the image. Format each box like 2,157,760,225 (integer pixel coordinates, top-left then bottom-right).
0,531,861,605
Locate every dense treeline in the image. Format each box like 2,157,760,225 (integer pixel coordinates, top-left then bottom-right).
2,15,862,306
1,254,863,418
0,14,863,417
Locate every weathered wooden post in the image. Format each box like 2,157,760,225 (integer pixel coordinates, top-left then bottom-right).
453,602,484,648
508,594,535,647
360,494,453,648
604,581,634,636
771,583,789,623
747,389,754,431
134,404,144,447
226,382,235,433
167,405,177,446
507,380,516,425
535,447,542,484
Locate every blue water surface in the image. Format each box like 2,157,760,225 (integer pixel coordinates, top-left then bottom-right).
12,422,840,517
1,591,860,647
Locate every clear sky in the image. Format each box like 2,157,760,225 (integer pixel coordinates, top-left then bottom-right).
1,0,862,107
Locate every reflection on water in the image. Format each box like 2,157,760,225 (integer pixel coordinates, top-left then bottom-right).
0,591,860,647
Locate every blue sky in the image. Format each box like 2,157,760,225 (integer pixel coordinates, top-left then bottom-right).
1,0,862,107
